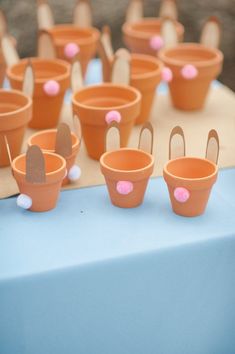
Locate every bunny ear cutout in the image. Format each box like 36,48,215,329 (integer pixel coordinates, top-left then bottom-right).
38,30,56,59
161,18,178,48
73,0,92,27
37,0,54,30
200,16,221,49
98,26,114,82
159,0,178,21
126,0,143,23
206,129,219,164
138,122,154,154
71,56,84,93
1,34,19,67
100,25,114,60
55,123,72,158
111,48,131,85
73,114,82,143
0,9,7,36
169,126,185,160
4,135,12,165
26,145,46,184
105,122,121,152
22,60,34,98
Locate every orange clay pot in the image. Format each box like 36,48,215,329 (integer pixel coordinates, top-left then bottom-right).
0,35,16,87
12,152,66,212
0,89,32,167
163,156,218,217
47,25,100,76
122,18,184,56
7,58,70,129
72,83,141,160
158,43,223,110
100,148,154,208
27,129,80,186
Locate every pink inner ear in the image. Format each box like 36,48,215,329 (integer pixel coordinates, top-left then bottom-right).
181,64,198,79
162,67,173,82
149,35,164,51
43,80,60,96
64,42,80,59
116,181,133,195
174,187,190,203
105,111,122,124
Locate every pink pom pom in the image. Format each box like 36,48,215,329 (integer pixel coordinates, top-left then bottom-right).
181,64,198,79
105,110,122,124
174,187,190,203
64,42,80,59
162,67,173,82
43,80,60,96
116,181,133,195
150,35,164,51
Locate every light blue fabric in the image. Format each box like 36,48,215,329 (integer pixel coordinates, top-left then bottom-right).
0,168,235,354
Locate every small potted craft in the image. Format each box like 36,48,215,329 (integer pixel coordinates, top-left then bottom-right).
2,35,70,129
72,54,141,160
12,145,66,212
27,123,81,185
122,0,184,56
0,65,33,167
100,122,154,208
98,27,163,125
163,126,219,217
158,17,223,110
37,0,100,76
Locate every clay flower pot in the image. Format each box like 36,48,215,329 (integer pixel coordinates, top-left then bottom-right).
28,129,80,186
163,156,218,217
100,148,154,208
72,83,141,160
122,18,184,56
0,89,32,167
47,25,100,76
158,43,223,110
7,58,70,129
12,150,66,212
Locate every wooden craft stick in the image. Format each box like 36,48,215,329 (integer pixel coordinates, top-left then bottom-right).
55,123,72,158
71,56,84,93
200,16,221,49
37,0,54,30
38,30,56,59
22,60,34,98
111,48,131,85
159,0,178,21
206,129,220,164
105,122,121,152
161,18,178,48
169,126,186,160
138,122,154,155
1,35,19,67
126,0,143,23
73,0,92,27
26,146,46,184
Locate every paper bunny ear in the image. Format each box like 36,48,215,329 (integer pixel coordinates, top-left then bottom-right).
161,18,178,48
98,26,114,82
206,129,219,164
1,34,19,67
200,16,221,49
26,145,46,184
22,60,34,98
105,122,121,152
100,26,114,60
111,48,131,85
38,30,56,59
55,123,72,158
159,0,178,21
138,122,154,155
71,56,84,93
73,0,92,27
126,0,143,23
0,9,7,35
169,126,186,160
37,0,54,30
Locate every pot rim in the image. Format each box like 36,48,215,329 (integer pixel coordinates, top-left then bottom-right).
7,57,70,84
72,83,141,111
131,54,163,80
100,148,154,174
12,151,66,178
27,129,80,153
0,89,32,118
48,24,100,44
163,156,218,182
158,43,223,68
122,17,184,40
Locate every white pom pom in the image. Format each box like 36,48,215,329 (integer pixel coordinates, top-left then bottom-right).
17,194,32,210
68,165,81,182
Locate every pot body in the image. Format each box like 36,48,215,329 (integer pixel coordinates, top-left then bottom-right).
7,58,70,129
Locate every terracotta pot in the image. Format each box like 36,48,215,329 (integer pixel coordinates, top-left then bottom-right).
28,129,80,185
72,83,141,160
163,156,218,217
47,25,100,76
0,89,32,167
7,58,70,129
100,148,154,208
12,151,66,212
122,18,184,56
158,43,223,110
0,35,16,87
